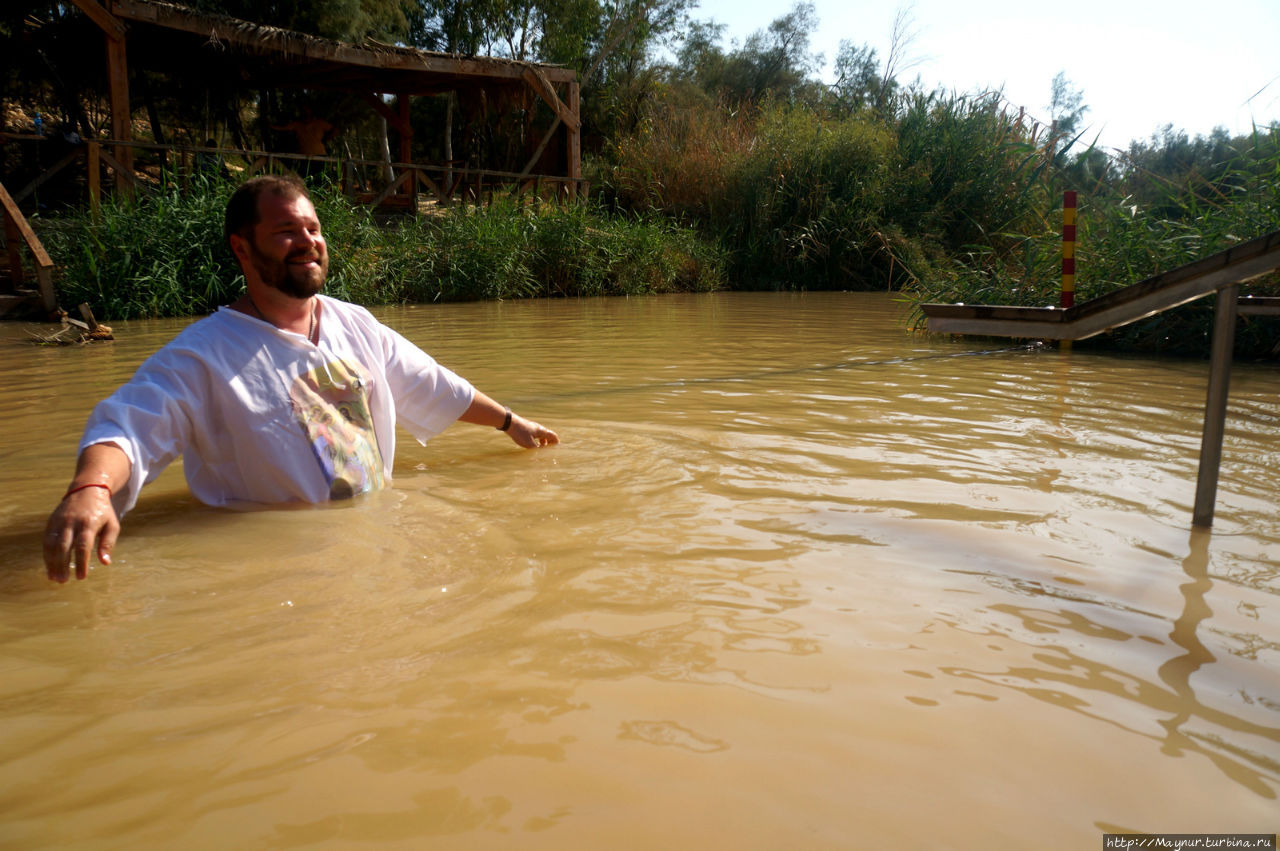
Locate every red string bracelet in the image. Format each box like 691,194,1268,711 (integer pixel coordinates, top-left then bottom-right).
63,482,112,500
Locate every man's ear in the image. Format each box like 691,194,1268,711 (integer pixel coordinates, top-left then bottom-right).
228,233,250,266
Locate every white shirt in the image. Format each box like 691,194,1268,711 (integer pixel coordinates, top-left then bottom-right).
81,295,475,515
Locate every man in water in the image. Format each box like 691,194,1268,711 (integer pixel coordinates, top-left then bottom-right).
43,174,558,582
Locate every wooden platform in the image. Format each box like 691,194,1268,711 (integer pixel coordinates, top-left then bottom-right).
922,229,1280,339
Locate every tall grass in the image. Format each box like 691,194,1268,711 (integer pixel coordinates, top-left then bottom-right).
600,94,1054,292
38,176,238,318
717,106,896,289
38,184,725,320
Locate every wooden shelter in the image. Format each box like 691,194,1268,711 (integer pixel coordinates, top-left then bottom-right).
65,0,582,199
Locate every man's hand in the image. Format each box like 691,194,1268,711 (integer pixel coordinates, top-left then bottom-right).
504,413,559,449
43,442,131,583
44,486,120,583
459,392,559,449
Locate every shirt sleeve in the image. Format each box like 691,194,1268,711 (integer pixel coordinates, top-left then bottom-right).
376,322,475,443
79,347,201,516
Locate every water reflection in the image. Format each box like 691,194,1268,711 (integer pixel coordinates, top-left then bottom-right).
937,530,1279,798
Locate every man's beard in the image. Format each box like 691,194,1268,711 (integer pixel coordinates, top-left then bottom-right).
247,240,328,299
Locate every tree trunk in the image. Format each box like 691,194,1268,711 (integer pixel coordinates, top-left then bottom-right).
378,115,393,184
445,91,455,191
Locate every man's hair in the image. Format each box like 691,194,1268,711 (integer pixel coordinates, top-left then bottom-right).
224,174,310,244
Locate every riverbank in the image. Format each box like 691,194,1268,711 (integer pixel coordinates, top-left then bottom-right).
25,154,1280,360
32,182,727,320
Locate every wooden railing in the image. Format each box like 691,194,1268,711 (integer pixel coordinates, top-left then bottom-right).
2,134,588,214
0,178,56,314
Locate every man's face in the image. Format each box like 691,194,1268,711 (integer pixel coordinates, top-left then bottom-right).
241,192,329,299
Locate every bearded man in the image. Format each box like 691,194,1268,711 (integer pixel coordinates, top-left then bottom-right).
43,174,558,582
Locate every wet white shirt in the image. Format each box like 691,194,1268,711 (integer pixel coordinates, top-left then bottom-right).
81,295,475,515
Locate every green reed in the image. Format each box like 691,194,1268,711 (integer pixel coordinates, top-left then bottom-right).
599,95,1052,292
903,124,1280,357
37,183,725,320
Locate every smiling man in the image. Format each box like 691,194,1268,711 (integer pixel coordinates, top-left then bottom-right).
43,174,558,583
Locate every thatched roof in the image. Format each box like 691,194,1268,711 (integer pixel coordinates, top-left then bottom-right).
108,0,576,96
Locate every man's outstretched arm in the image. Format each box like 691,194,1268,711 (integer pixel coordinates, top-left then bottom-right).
458,391,559,449
43,442,131,583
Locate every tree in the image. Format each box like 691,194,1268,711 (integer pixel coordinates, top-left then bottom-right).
687,2,822,105
877,4,920,110
1047,71,1088,138
828,41,881,116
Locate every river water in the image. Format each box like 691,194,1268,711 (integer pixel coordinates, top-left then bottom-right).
1,292,1277,848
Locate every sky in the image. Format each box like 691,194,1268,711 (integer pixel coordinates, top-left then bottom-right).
682,0,1280,153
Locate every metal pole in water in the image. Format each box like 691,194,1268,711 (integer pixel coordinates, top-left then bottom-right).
1192,284,1239,527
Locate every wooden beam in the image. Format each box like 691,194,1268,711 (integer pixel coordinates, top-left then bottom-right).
517,116,562,181
397,95,411,164
0,181,56,311
105,27,133,195
1237,295,1280,315
4,210,25,288
70,0,126,40
0,183,54,269
88,141,101,217
13,148,84,203
413,169,446,205
370,170,412,208
96,147,139,190
357,92,410,135
566,80,581,199
108,0,576,82
521,68,581,131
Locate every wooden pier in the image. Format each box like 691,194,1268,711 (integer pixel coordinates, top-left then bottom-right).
921,229,1280,528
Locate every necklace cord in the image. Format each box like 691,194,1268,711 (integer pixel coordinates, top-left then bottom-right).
244,294,317,343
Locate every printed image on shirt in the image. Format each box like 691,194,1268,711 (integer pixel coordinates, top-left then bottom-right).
289,358,385,499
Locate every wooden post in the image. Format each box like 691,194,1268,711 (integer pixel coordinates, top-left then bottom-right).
397,95,412,164
78,302,101,331
87,140,101,218
1061,191,1077,308
1192,285,1239,527
398,95,413,209
566,81,581,200
1059,190,1077,352
106,33,133,197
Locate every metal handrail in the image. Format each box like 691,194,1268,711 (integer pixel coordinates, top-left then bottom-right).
920,230,1280,528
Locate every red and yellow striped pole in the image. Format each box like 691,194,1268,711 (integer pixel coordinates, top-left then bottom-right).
1061,190,1077,309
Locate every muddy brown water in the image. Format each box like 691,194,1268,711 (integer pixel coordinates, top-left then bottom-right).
1,292,1276,848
